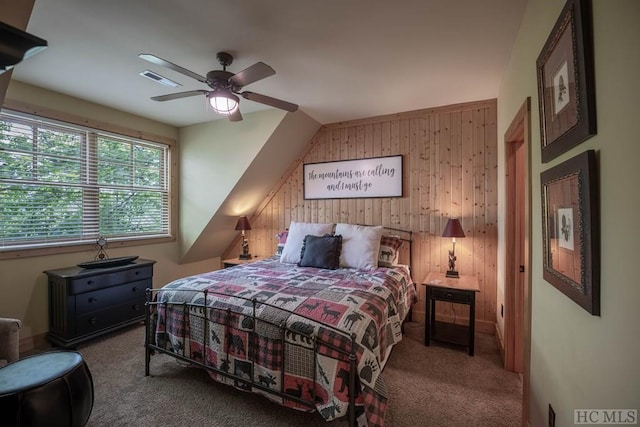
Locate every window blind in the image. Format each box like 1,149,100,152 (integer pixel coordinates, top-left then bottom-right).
0,110,171,250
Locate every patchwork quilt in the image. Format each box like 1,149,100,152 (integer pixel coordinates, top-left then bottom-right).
150,257,416,427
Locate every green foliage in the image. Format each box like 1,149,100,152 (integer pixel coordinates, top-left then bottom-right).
0,115,169,247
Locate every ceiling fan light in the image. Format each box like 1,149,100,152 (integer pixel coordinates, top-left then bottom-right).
208,90,239,115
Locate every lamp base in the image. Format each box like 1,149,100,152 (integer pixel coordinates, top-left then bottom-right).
238,253,252,260
445,270,460,278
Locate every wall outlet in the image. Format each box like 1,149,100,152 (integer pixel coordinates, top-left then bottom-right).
501,304,504,318
549,404,556,427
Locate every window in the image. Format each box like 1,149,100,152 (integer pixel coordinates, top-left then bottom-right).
0,110,171,252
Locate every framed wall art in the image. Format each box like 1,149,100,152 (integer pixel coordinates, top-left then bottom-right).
536,0,596,163
303,155,403,200
541,149,599,315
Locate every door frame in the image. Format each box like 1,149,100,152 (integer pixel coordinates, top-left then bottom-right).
503,97,532,425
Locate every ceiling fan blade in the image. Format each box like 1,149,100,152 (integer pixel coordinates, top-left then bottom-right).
240,91,298,112
139,53,207,83
229,109,243,122
151,90,209,102
230,62,275,87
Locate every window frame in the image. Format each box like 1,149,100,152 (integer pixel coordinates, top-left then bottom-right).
0,101,177,260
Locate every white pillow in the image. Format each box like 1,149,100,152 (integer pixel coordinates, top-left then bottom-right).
279,221,334,264
335,223,384,270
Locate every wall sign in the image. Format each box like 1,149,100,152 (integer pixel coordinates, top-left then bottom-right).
303,155,403,199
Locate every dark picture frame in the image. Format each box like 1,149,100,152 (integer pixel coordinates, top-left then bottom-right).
536,0,596,163
541,150,599,315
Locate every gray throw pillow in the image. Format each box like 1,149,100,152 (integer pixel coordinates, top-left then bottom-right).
298,234,342,269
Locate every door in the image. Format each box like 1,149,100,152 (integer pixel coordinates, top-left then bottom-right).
504,98,532,425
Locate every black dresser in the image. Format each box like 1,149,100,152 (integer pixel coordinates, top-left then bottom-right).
44,259,155,348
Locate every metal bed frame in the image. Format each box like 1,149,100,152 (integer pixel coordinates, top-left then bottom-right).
144,227,412,426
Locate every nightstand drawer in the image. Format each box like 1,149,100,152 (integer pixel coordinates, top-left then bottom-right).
429,287,472,303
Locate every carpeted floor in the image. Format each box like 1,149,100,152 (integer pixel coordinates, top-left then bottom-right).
76,322,521,426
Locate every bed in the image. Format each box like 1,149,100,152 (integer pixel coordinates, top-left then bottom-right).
145,223,417,427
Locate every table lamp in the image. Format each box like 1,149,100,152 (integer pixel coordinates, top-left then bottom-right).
442,218,465,278
235,216,252,260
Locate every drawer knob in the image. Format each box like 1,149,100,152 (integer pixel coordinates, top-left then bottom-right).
446,292,453,298
135,271,140,275
132,287,138,292
89,317,97,325
133,304,140,311
88,297,98,303
87,280,94,285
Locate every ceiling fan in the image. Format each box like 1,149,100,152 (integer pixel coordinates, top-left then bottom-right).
139,51,298,122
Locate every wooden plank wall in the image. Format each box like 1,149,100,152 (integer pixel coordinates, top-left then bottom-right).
226,99,498,332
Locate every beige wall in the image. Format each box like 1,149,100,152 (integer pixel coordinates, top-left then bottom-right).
178,109,320,263
179,109,287,261
0,244,217,344
1,82,218,342
497,0,640,425
6,81,178,139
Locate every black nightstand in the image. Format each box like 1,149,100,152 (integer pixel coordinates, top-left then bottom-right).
423,272,480,355
222,256,266,268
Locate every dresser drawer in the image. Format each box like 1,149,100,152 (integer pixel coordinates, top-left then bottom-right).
429,287,472,303
68,265,153,295
76,300,145,336
75,279,150,314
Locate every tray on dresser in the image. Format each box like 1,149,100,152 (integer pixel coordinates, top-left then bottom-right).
77,256,139,269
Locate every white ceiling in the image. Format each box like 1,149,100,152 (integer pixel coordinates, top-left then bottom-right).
12,0,526,127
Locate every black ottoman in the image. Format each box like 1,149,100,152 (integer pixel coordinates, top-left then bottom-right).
0,351,94,427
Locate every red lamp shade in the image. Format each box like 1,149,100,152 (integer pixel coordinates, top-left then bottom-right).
235,216,252,231
235,216,252,260
442,218,465,238
442,218,464,278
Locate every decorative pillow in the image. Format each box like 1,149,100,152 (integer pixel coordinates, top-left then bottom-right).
378,235,403,267
279,222,335,264
298,234,342,269
275,230,289,256
334,223,384,270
